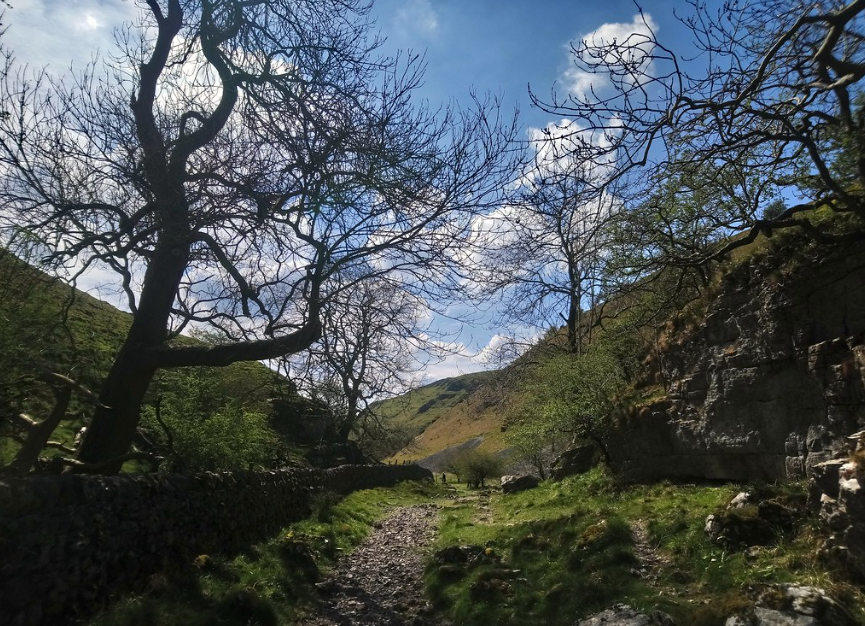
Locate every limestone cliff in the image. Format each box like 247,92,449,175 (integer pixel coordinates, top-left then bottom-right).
617,241,865,482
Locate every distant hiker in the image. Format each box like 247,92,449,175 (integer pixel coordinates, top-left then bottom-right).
441,473,447,484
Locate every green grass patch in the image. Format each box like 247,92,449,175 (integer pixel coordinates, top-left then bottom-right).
87,480,446,626
426,469,865,626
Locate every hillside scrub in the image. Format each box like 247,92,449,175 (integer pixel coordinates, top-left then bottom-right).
444,449,504,487
0,253,322,474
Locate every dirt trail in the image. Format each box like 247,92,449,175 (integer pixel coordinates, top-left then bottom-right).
630,518,669,583
298,503,450,626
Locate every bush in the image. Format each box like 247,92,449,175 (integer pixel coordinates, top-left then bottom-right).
140,368,279,472
448,449,503,487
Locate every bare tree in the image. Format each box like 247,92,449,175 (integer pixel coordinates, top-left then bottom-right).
532,0,865,269
482,150,616,354
0,0,518,472
290,270,425,447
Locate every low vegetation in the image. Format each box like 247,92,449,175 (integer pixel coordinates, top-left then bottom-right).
87,480,447,626
426,469,865,626
80,470,865,626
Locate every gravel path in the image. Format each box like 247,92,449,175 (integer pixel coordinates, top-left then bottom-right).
298,504,450,626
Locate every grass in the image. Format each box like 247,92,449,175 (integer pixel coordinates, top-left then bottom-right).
87,480,448,626
0,250,307,472
81,471,865,625
426,469,865,626
375,372,497,460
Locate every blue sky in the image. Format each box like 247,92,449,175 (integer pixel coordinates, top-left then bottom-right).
3,0,717,382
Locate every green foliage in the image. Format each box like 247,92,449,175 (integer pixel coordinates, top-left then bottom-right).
445,448,504,486
0,249,117,466
0,249,316,472
140,368,279,473
509,348,624,467
429,471,864,626
504,409,563,480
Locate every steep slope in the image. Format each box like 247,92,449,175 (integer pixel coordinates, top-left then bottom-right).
374,371,498,459
618,238,865,481
0,251,306,469
387,235,865,482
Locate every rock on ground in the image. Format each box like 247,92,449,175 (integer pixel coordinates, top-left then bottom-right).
298,504,449,626
726,584,859,626
501,474,539,494
574,604,676,625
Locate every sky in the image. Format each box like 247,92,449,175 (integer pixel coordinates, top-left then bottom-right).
2,0,716,383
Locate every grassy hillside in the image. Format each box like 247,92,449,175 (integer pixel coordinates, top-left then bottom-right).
383,364,538,464
0,250,306,472
373,371,497,458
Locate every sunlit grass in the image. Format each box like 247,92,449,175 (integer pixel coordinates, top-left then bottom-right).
87,480,446,626
426,468,865,626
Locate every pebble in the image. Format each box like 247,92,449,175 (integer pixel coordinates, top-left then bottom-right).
298,504,449,626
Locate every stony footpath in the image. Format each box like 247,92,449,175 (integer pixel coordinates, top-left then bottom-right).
298,504,449,626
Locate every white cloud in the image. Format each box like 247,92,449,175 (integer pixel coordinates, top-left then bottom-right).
416,331,534,383
4,1,138,71
562,13,657,101
394,0,439,37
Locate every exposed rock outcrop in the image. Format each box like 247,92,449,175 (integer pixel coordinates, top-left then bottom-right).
704,491,798,548
552,445,597,480
812,433,865,582
501,474,539,494
725,584,858,626
617,243,865,482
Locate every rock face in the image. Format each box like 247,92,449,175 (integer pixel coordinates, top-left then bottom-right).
551,445,597,480
617,243,865,482
500,474,540,494
812,435,865,582
725,584,859,626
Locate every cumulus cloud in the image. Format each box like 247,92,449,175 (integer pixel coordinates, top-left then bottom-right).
562,12,657,101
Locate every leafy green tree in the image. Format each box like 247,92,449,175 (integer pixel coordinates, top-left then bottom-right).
527,349,624,465
504,400,564,480
449,448,503,487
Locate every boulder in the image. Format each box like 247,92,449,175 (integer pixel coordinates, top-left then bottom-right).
816,460,865,581
500,474,539,494
728,491,754,509
433,545,482,565
705,492,797,549
574,604,676,625
551,445,597,480
725,584,858,626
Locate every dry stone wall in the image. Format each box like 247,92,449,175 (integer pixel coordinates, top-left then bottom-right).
0,463,431,626
616,242,865,482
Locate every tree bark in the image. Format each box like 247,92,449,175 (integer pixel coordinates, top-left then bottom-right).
74,241,188,473
6,386,71,475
